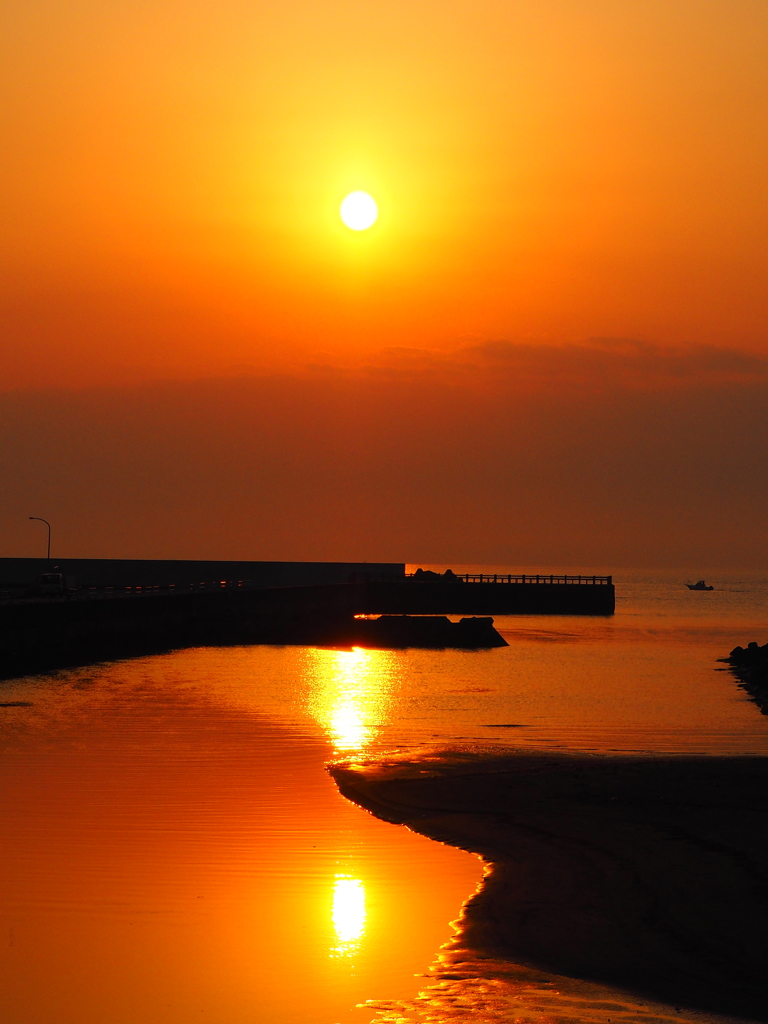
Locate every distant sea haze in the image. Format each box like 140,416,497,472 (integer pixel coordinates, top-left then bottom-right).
2,357,767,569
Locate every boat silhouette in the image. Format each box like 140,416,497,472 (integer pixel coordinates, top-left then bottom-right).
687,580,714,591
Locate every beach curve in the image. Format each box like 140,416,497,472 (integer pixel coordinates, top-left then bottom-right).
330,751,768,1021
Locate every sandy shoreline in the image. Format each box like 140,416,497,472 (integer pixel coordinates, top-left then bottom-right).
330,751,768,1021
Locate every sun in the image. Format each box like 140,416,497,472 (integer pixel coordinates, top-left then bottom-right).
340,191,378,231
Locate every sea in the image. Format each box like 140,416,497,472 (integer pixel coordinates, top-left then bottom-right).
1,566,766,1024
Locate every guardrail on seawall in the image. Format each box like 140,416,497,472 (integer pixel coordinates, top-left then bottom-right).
352,572,612,585
0,580,259,606
436,573,612,585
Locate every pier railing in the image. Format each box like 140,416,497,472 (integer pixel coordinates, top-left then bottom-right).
443,573,612,585
0,580,255,605
352,572,612,585
1,572,614,605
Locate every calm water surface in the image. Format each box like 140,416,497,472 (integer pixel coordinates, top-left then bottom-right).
1,567,766,1023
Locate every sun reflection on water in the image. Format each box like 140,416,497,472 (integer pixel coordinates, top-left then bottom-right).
306,647,395,753
331,876,366,957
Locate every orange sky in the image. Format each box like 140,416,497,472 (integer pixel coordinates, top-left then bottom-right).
2,1,767,565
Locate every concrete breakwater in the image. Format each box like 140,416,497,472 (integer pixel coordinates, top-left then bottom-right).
0,584,356,679
0,560,615,615
0,583,510,679
0,557,405,593
359,577,615,615
0,563,611,679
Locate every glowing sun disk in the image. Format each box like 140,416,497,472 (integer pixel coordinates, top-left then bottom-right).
340,191,378,231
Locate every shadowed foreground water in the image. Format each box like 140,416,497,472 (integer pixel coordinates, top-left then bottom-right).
0,665,480,1024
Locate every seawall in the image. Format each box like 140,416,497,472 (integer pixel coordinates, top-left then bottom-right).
358,579,615,615
0,572,613,680
0,583,361,679
0,557,404,590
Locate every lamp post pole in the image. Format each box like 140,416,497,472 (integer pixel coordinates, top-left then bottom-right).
29,517,51,560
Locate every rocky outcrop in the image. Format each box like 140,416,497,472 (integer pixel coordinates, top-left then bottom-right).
723,640,768,714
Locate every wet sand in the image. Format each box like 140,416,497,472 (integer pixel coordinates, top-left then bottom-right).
331,752,768,1021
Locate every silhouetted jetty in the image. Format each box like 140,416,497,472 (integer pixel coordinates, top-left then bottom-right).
354,570,615,615
0,557,404,594
0,559,610,678
0,559,614,615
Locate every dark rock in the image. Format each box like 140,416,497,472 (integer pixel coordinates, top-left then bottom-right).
723,640,768,714
350,615,507,649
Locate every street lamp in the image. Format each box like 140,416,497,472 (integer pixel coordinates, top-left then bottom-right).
29,517,51,560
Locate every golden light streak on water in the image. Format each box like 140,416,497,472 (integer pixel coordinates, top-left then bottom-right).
330,876,367,957
306,647,395,753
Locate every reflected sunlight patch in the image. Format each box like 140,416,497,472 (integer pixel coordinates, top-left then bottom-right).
306,647,395,753
331,876,366,957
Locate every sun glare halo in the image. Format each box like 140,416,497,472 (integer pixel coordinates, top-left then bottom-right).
340,191,378,231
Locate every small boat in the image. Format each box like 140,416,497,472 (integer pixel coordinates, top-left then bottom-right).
687,580,714,591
